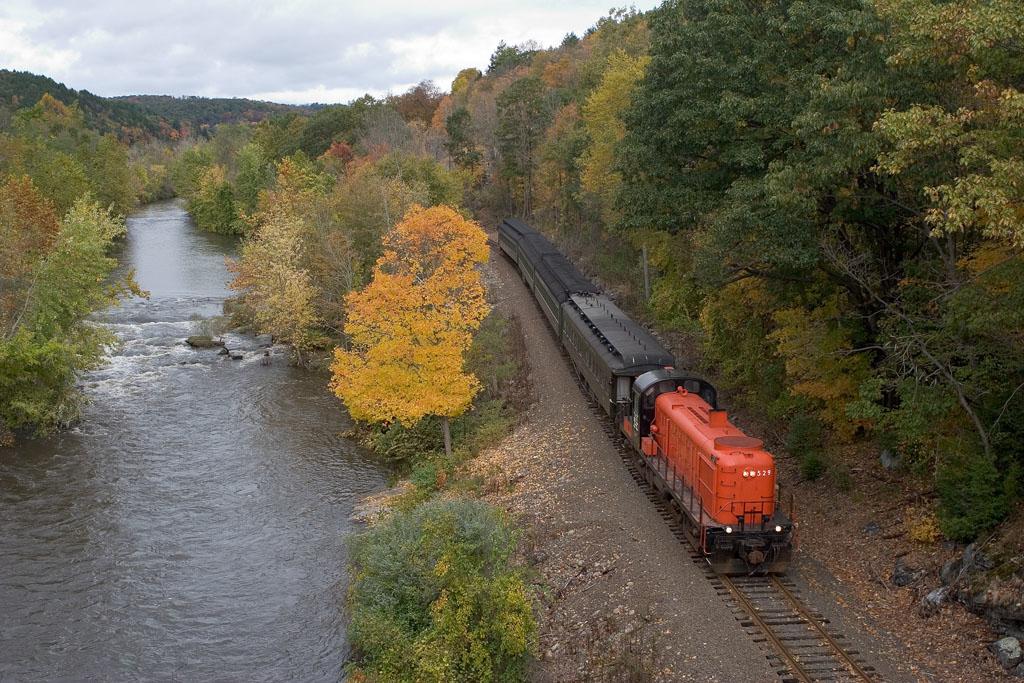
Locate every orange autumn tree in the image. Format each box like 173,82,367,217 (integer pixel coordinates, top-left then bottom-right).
330,204,490,456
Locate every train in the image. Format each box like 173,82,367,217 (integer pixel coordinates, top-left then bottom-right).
498,217,794,574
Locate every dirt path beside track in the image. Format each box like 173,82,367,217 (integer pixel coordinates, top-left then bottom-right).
471,246,777,681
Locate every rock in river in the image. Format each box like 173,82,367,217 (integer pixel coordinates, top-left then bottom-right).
185,335,224,349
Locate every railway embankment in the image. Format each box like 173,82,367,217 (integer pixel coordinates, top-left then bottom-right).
475,239,941,682
523,228,1018,681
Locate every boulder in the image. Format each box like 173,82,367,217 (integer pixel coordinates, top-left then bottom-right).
229,352,244,361
939,543,995,588
218,347,229,356
919,586,948,616
892,559,925,587
989,637,1022,670
940,557,962,585
862,521,882,536
879,448,902,470
963,542,994,572
185,335,224,349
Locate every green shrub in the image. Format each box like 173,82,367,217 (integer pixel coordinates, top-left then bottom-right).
408,455,448,492
786,413,827,481
799,451,827,481
0,197,132,439
936,451,1010,541
363,418,444,467
451,400,515,456
348,498,535,682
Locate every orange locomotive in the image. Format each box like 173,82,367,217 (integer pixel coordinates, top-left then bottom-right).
649,389,777,527
628,370,792,573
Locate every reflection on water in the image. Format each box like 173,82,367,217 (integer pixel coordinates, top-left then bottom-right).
0,200,385,681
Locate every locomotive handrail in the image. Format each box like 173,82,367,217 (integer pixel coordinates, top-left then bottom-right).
646,437,776,533
641,445,713,554
647,440,710,531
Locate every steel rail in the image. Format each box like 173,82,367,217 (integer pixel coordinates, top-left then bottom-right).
771,576,875,682
720,575,814,683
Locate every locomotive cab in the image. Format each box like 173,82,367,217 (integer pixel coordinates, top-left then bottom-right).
626,369,717,448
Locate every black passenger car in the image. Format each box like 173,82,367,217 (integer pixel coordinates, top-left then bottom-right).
499,218,674,415
561,293,675,416
498,218,599,334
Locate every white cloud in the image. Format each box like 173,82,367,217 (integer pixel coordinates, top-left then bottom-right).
0,17,79,78
249,84,387,105
0,1,661,103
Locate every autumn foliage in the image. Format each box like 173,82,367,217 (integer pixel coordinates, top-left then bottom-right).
228,157,327,362
330,205,489,454
0,176,59,330
0,93,148,442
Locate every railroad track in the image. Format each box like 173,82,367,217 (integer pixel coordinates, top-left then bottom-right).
715,574,877,682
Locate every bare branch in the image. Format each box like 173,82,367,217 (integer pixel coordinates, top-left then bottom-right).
822,238,992,459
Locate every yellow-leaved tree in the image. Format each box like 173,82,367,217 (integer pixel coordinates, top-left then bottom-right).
229,157,326,364
580,49,650,223
330,204,490,455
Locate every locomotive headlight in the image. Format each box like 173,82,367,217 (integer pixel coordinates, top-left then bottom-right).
774,525,783,533
725,526,733,534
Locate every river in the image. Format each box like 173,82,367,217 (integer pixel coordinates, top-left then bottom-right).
0,200,386,681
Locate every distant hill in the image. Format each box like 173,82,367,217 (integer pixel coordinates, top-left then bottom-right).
0,70,317,141
114,95,316,131
0,69,161,141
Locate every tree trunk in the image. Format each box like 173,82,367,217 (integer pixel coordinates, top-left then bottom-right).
441,416,452,457
641,244,651,302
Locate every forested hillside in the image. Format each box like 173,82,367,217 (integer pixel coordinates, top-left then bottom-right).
0,70,316,142
115,95,316,133
0,70,161,141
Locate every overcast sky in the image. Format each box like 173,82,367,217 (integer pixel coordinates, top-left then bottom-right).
0,1,660,104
